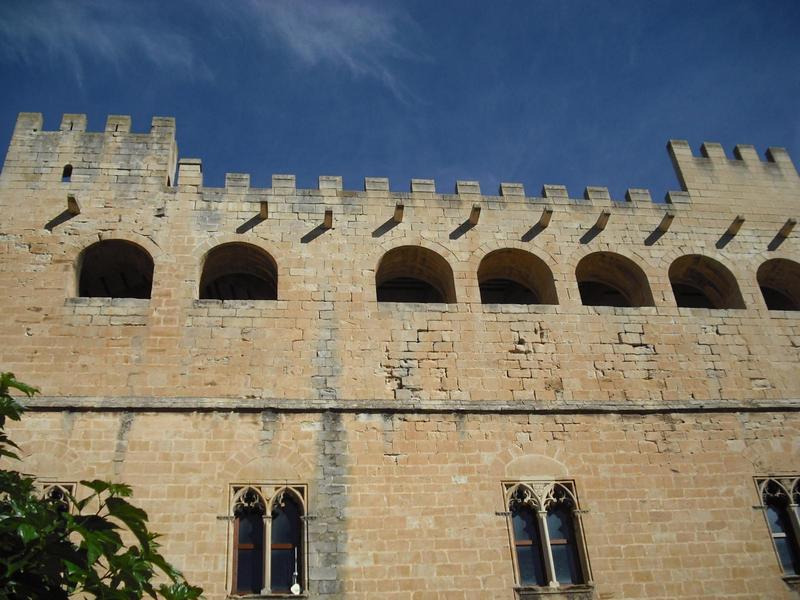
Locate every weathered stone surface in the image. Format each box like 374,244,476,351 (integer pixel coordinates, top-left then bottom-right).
1,114,799,599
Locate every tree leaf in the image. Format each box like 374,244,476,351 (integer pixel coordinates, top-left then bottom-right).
17,523,38,542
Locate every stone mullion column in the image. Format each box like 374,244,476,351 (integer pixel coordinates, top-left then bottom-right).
261,514,272,595
536,509,558,588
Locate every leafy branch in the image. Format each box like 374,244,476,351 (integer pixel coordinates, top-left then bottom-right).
0,372,203,599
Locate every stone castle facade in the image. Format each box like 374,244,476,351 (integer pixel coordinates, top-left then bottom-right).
1,111,799,599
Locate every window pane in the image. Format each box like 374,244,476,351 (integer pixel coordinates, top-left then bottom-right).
546,506,571,539
551,543,582,584
272,496,301,545
768,504,800,575
775,538,800,575
270,548,295,592
766,504,790,535
236,512,264,594
512,507,546,586
516,545,547,586
547,506,583,584
271,494,302,592
238,511,264,545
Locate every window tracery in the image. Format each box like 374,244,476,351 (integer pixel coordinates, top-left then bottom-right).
758,477,800,578
230,484,307,597
504,481,593,599
40,482,75,513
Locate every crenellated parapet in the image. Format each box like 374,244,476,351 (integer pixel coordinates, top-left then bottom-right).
2,112,178,190
3,112,798,223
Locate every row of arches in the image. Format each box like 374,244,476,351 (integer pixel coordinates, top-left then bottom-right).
76,240,800,311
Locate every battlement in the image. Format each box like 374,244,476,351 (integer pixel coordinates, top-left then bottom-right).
3,113,798,218
2,112,178,190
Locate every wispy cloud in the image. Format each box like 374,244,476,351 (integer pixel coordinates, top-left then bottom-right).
0,1,209,84
213,0,422,102
0,0,422,100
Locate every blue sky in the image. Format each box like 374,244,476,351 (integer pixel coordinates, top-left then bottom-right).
1,0,798,199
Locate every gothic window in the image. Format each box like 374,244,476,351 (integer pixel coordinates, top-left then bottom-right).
758,478,800,577
230,485,306,597
505,481,592,598
78,240,154,299
41,482,75,513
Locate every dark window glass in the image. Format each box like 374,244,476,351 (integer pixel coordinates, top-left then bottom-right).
235,511,264,594
479,279,539,304
766,502,800,575
547,506,582,584
61,164,72,182
672,283,715,308
271,494,302,593
512,506,547,586
377,277,444,303
578,281,630,307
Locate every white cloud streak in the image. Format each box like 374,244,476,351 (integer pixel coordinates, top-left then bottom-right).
0,1,208,84
233,0,420,100
0,0,421,100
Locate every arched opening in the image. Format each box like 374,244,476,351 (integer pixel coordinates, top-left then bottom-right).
668,254,745,309
61,164,72,182
232,488,266,595
200,243,277,301
511,499,548,586
376,246,456,303
78,240,154,299
270,490,304,594
478,249,558,305
758,259,800,311
575,252,654,307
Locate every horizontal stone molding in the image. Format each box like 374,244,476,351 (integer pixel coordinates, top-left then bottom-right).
23,396,800,415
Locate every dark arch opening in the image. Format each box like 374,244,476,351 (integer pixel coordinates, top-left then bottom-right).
376,246,456,303
668,254,745,309
200,243,277,301
575,252,654,307
478,249,557,305
758,259,800,311
78,240,154,299
61,164,72,182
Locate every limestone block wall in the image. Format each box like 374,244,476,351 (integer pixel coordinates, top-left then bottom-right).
7,409,799,600
0,113,798,407
1,113,799,599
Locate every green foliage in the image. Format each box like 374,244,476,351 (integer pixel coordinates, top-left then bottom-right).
0,373,203,599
